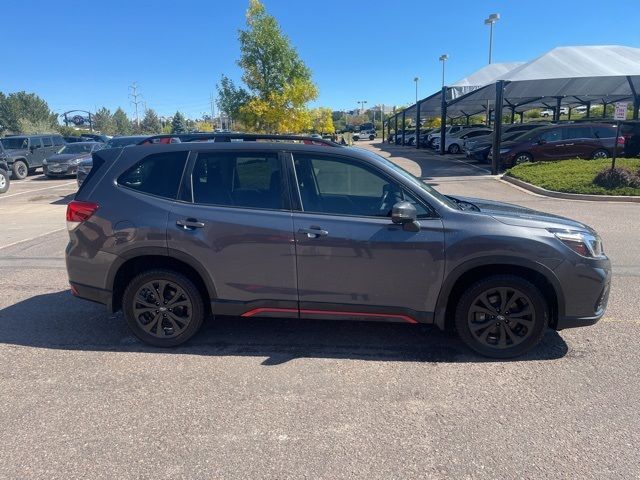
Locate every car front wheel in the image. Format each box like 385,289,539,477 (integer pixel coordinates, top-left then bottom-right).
591,149,609,159
12,160,28,180
123,269,205,347
448,144,461,154
0,169,10,193
454,275,548,358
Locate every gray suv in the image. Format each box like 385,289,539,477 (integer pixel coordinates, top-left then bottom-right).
66,134,611,358
0,134,65,179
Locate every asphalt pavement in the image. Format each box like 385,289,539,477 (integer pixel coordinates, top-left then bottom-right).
1,149,639,479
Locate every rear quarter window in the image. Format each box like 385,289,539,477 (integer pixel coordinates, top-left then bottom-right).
42,137,53,147
593,127,616,139
118,151,188,199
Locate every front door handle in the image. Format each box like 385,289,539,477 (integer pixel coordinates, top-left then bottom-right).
176,218,205,230
298,226,328,238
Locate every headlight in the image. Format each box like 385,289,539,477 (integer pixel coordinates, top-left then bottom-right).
499,147,511,153
548,228,604,258
42,159,48,166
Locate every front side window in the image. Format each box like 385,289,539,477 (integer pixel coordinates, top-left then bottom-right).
539,129,561,142
118,151,188,199
293,154,430,218
191,152,284,210
29,138,43,149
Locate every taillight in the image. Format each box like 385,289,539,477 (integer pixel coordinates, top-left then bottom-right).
617,136,625,146
66,200,99,231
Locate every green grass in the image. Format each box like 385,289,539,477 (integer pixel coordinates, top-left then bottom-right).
506,158,640,196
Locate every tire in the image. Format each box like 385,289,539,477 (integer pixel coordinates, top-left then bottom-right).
12,160,28,180
454,275,548,358
369,135,375,141
514,152,533,165
0,169,10,194
122,269,205,347
448,144,461,154
591,149,609,159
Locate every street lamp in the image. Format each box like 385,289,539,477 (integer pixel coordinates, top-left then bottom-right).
439,54,449,87
413,77,419,104
358,100,368,114
484,13,500,64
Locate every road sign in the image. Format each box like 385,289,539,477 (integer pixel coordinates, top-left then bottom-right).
614,102,628,121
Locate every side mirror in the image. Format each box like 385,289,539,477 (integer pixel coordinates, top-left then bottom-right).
391,201,420,232
537,138,546,144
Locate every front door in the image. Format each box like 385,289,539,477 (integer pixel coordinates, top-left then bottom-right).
289,152,445,323
167,149,298,317
27,137,45,167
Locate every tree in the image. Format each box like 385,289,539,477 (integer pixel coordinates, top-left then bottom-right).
171,111,187,133
0,91,57,134
217,0,318,133
311,107,334,133
93,107,115,135
140,108,161,134
112,108,132,135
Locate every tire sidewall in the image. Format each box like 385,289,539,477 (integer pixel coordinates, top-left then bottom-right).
0,169,9,193
454,275,548,358
12,160,28,180
123,269,205,347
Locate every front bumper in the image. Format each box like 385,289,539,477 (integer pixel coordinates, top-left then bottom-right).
44,164,78,176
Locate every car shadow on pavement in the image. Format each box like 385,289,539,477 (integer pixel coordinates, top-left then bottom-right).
51,193,75,205
0,291,569,364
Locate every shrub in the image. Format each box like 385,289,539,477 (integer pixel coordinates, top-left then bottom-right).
593,167,640,189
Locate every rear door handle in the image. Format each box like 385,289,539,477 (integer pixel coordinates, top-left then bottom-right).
176,218,205,230
298,226,328,238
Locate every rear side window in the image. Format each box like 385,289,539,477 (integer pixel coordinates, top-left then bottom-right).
564,127,591,139
53,136,64,146
118,151,188,199
30,137,43,149
42,137,53,147
191,152,284,210
593,127,615,139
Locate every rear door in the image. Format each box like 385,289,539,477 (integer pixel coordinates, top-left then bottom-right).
562,126,593,159
27,137,45,167
289,151,445,322
167,149,298,317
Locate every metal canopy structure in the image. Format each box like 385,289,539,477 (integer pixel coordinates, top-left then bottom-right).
385,45,640,163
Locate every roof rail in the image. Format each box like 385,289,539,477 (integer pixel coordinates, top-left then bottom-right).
137,132,340,147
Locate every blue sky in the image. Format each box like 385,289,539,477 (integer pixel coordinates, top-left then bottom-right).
1,0,639,120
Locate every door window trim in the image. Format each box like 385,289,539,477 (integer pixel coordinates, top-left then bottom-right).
286,151,437,220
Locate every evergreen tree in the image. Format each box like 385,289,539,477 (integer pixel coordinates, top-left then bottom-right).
113,108,133,135
140,109,162,134
171,111,187,133
93,107,115,135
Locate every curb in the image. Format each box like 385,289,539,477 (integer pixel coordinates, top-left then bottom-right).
501,175,640,203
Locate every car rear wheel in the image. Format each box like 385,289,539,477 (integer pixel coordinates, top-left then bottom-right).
591,149,609,159
12,160,28,180
448,144,461,154
369,135,375,140
514,153,533,165
454,275,548,358
0,169,10,194
123,269,205,347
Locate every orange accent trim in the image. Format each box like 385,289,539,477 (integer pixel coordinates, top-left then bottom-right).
240,307,418,324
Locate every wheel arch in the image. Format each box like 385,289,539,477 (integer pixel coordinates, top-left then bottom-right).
434,256,564,332
108,249,216,314
10,156,28,167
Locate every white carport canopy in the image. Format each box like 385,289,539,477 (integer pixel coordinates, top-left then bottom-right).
447,45,640,117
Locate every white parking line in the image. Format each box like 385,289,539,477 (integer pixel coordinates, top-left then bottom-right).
0,181,76,199
451,157,492,174
0,227,66,250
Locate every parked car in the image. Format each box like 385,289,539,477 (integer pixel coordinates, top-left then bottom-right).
0,134,66,179
353,129,376,141
76,136,150,187
43,142,104,178
491,123,624,167
404,129,435,146
573,105,588,115
540,107,569,117
0,144,10,194
621,121,640,157
426,125,469,147
432,128,492,154
464,123,550,162
66,133,610,358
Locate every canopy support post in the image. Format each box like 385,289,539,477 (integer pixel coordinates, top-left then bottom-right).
602,102,607,118
491,80,505,176
401,111,406,146
554,97,562,122
440,86,447,155
394,115,398,145
519,111,524,123
510,107,515,124
586,101,591,118
415,101,421,149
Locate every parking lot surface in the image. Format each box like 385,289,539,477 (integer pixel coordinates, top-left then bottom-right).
1,150,639,479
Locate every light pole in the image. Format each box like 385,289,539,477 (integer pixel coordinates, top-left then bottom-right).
484,13,500,64
413,77,419,104
439,54,449,87
358,100,367,114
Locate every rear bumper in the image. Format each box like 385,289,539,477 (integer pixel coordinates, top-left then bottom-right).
70,281,112,308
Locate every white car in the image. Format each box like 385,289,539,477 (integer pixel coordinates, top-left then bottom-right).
432,128,492,154
353,129,376,141
540,107,568,117
426,125,467,147
573,105,588,114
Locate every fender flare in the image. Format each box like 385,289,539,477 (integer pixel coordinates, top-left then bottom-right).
433,255,565,330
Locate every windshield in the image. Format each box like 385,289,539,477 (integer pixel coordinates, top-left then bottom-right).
1,137,28,149
58,143,96,154
358,149,459,210
105,136,147,148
